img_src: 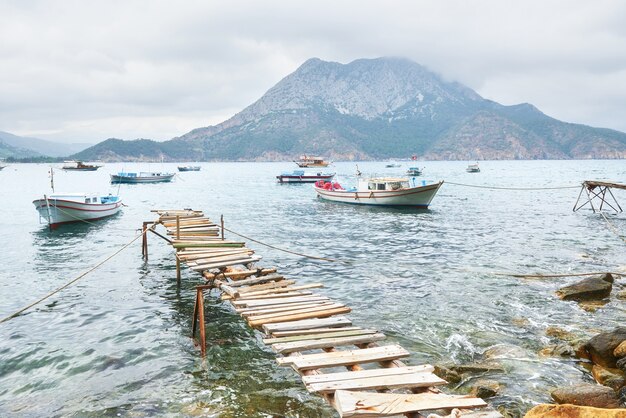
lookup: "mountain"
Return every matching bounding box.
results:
[0,131,90,158]
[74,57,626,161]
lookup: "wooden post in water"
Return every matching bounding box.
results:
[197,287,206,356]
[142,222,149,260]
[220,214,224,241]
[176,215,181,285]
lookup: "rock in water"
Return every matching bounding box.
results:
[525,404,626,417]
[470,379,501,398]
[614,341,626,359]
[551,384,622,408]
[586,327,626,368]
[592,364,626,391]
[556,274,613,301]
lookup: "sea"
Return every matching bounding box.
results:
[0,160,625,417]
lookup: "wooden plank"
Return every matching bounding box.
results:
[334,390,487,417]
[248,306,351,327]
[240,302,334,317]
[227,273,284,287]
[275,345,409,370]
[233,290,313,301]
[232,295,328,308]
[179,250,253,260]
[263,329,377,344]
[190,256,262,271]
[223,280,298,300]
[232,283,323,298]
[173,242,245,249]
[270,326,361,337]
[205,267,277,281]
[185,253,256,265]
[263,316,352,334]
[233,297,331,310]
[304,369,445,393]
[301,365,434,384]
[272,333,386,354]
[236,280,296,294]
[248,303,346,321]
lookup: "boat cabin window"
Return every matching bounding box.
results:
[377,183,386,190]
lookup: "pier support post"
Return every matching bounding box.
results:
[176,252,181,286]
[192,287,207,356]
[220,214,224,241]
[142,222,149,260]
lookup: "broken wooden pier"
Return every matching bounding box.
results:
[573,180,625,213]
[142,209,500,418]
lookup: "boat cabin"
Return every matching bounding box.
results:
[358,178,410,192]
[49,193,117,204]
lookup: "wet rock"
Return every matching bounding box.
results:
[556,274,613,301]
[579,299,610,312]
[551,384,622,408]
[545,326,577,342]
[620,386,626,405]
[433,364,461,384]
[483,343,528,360]
[617,290,626,300]
[470,379,500,398]
[539,343,575,358]
[512,317,530,328]
[585,327,626,368]
[593,364,626,391]
[617,357,626,372]
[447,362,505,374]
[614,341,626,358]
[525,404,626,417]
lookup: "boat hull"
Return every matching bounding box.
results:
[178,167,201,172]
[315,182,443,208]
[33,198,123,227]
[62,167,100,171]
[110,174,175,183]
[277,174,335,183]
[295,162,330,168]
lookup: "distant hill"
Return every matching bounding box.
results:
[0,131,89,158]
[74,57,626,161]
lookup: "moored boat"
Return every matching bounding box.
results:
[385,162,401,168]
[178,165,201,172]
[294,155,331,168]
[110,172,175,183]
[314,177,443,208]
[406,167,423,176]
[33,193,122,228]
[466,163,480,173]
[276,170,335,183]
[62,160,102,171]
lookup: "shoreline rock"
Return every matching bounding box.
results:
[525,404,626,417]
[551,384,622,408]
[556,273,613,302]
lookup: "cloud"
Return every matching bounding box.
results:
[1,0,625,142]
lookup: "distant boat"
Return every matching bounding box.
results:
[385,162,401,168]
[0,165,5,171]
[62,160,102,171]
[33,193,122,228]
[406,167,423,176]
[294,155,331,168]
[276,170,335,183]
[178,166,201,172]
[110,172,175,183]
[466,163,481,173]
[314,177,443,208]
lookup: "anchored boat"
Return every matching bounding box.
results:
[406,167,423,176]
[110,171,175,183]
[294,155,331,168]
[276,170,335,184]
[466,163,480,173]
[33,193,122,227]
[314,177,443,208]
[178,166,201,172]
[62,160,102,171]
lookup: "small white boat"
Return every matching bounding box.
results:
[466,163,480,173]
[110,172,175,183]
[385,162,401,168]
[294,155,331,167]
[33,193,122,228]
[178,166,201,172]
[314,177,443,208]
[62,160,102,171]
[0,165,5,171]
[277,170,335,183]
[406,167,423,176]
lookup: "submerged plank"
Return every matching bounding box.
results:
[334,390,487,417]
[276,344,410,370]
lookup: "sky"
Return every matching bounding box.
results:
[1,0,626,144]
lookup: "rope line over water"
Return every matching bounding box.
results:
[0,229,147,324]
[220,225,351,264]
[600,211,626,244]
[444,181,581,191]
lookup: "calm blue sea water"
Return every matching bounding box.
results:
[0,160,625,417]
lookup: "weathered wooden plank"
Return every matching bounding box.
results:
[226,273,284,287]
[233,290,313,301]
[232,283,323,298]
[270,326,362,338]
[240,302,334,317]
[235,280,296,294]
[173,242,245,249]
[185,253,256,266]
[179,250,253,260]
[234,297,332,310]
[301,365,434,384]
[304,369,445,393]
[224,280,298,300]
[232,295,328,308]
[248,303,346,321]
[276,345,409,370]
[249,306,351,327]
[190,256,262,271]
[263,329,377,344]
[263,316,352,334]
[334,390,487,417]
[205,267,277,281]
[272,333,386,354]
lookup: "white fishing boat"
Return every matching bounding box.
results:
[406,167,423,176]
[62,160,103,171]
[294,155,331,168]
[0,165,5,171]
[33,193,123,228]
[276,170,335,183]
[178,165,201,172]
[314,177,443,208]
[466,163,480,173]
[110,171,175,183]
[385,162,401,168]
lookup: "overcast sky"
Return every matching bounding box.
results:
[1,0,626,144]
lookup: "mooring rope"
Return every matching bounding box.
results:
[220,225,351,264]
[599,211,626,244]
[493,271,623,279]
[0,229,147,324]
[444,181,580,191]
